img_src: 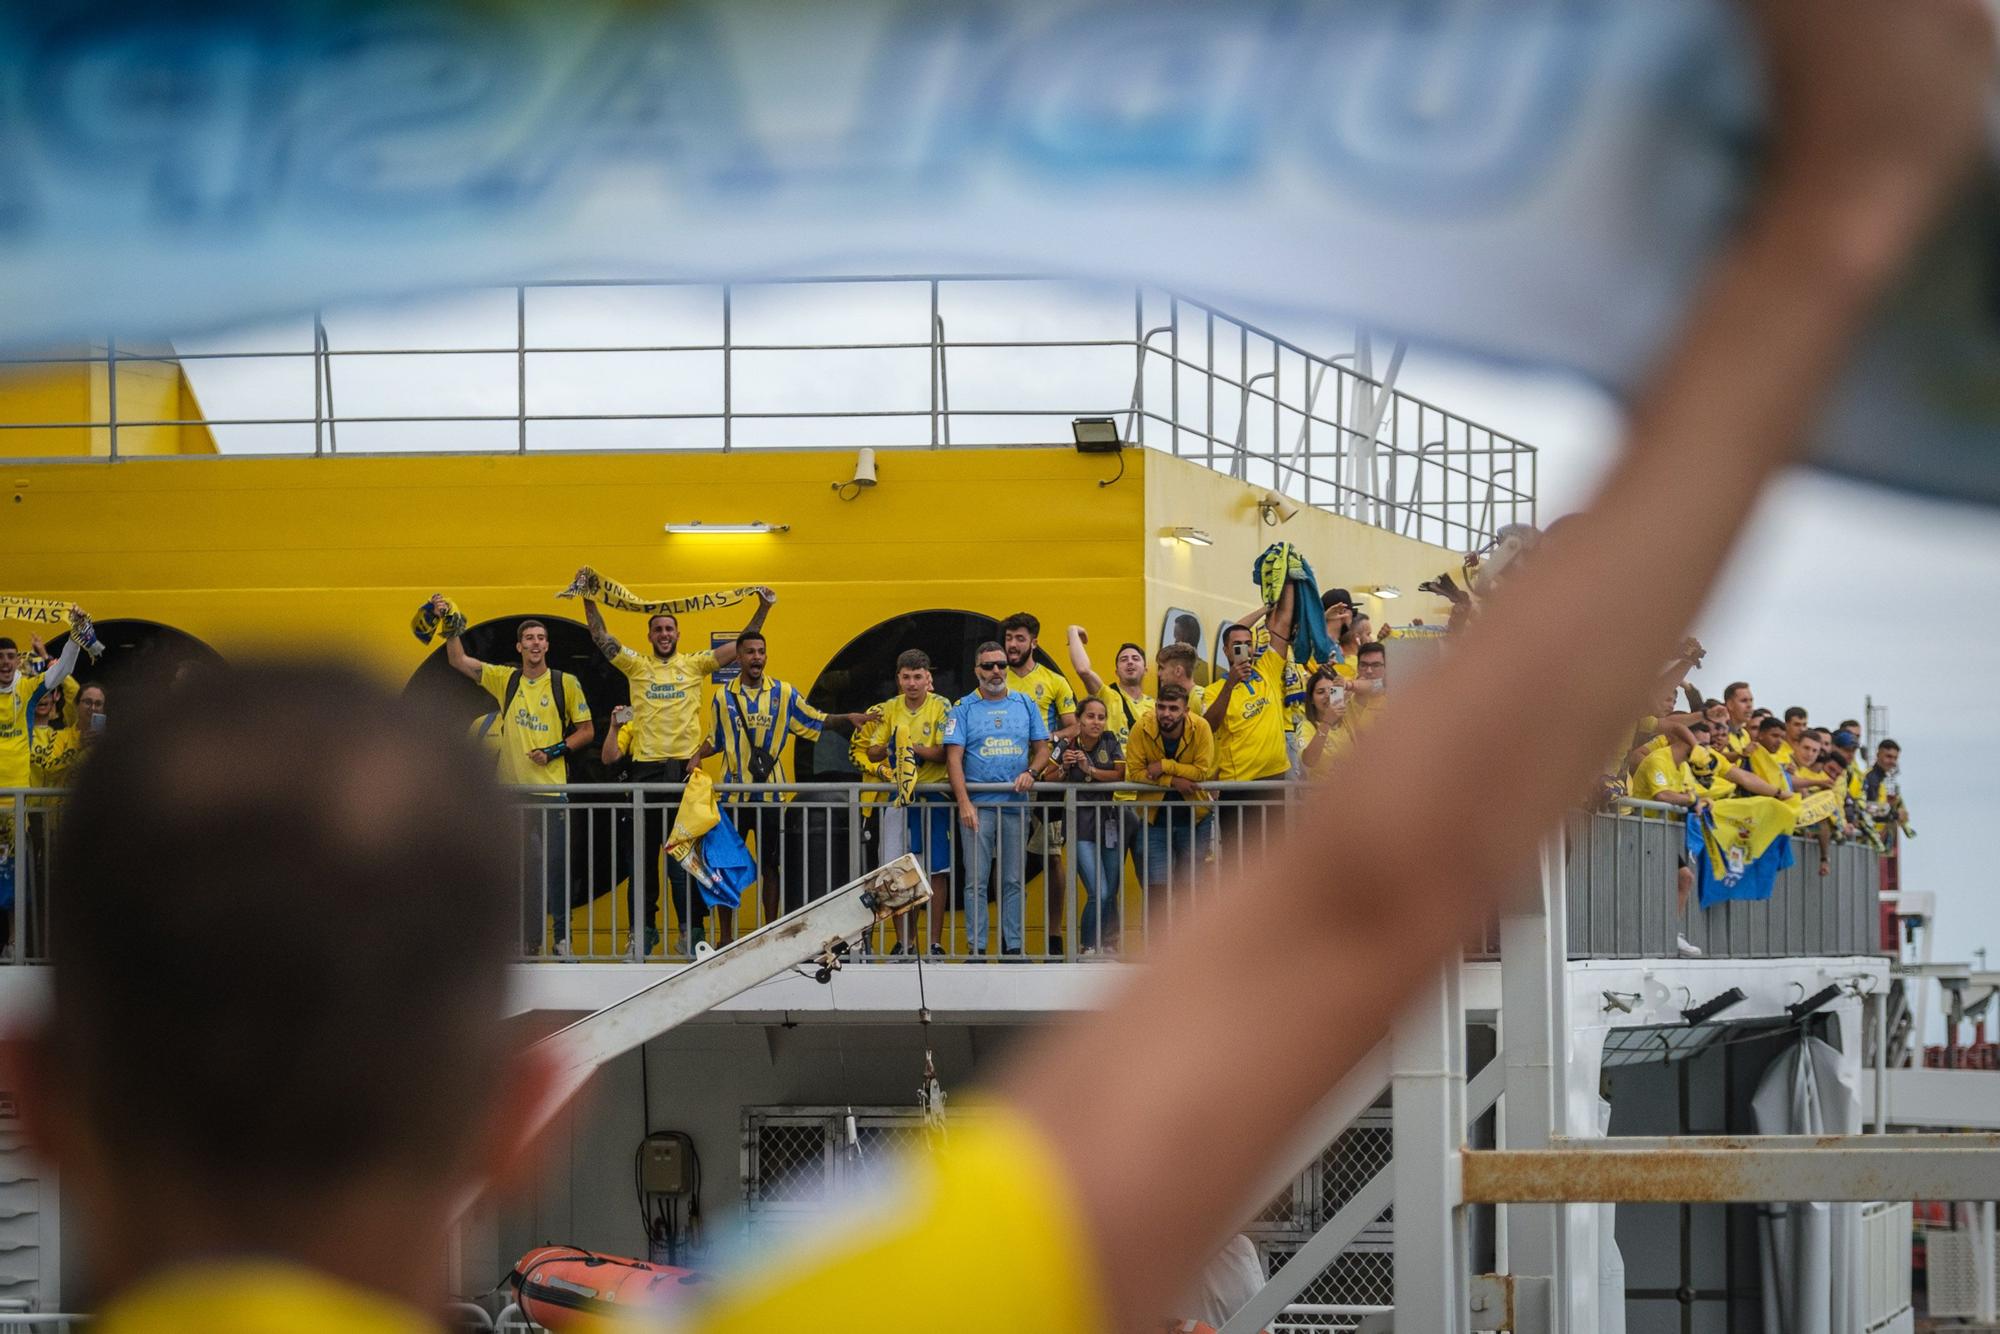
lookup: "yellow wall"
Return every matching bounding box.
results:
[0,344,216,457]
[5,445,1461,690]
[1142,452,1459,664]
[2,447,1149,689]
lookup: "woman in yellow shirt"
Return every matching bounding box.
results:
[1293,669,1353,781]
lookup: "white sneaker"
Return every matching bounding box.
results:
[1675,933,1703,958]
[552,939,572,959]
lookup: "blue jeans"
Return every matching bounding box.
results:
[523,795,570,950]
[1142,807,1216,896]
[964,804,1027,954]
[1073,837,1124,950]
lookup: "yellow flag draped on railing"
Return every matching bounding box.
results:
[558,567,762,617]
[1793,787,1842,829]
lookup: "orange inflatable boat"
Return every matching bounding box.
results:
[509,1246,707,1329]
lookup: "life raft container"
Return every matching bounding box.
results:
[509,1246,706,1330]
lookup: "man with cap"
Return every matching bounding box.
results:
[1830,728,1867,801]
[1316,588,1357,678]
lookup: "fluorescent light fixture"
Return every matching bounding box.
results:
[1168,526,1213,547]
[663,521,789,535]
[1071,417,1122,453]
[1366,585,1402,600]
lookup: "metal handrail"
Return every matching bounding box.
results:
[0,277,1538,549]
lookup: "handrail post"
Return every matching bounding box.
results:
[929,279,941,448]
[516,285,528,453]
[105,336,118,460]
[312,312,325,457]
[629,786,647,961]
[9,792,22,963]
[1062,784,1078,961]
[721,284,733,451]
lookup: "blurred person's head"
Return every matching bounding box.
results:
[1839,719,1861,736]
[1831,728,1860,762]
[1350,613,1373,646]
[1783,706,1809,744]
[9,663,539,1310]
[0,638,17,685]
[1155,643,1199,690]
[1875,740,1901,772]
[646,612,680,656]
[1751,708,1772,726]
[1757,715,1786,751]
[1078,695,1110,745]
[32,688,61,728]
[1221,624,1255,662]
[1112,642,1147,690]
[1704,699,1731,731]
[895,649,932,702]
[1723,681,1754,725]
[999,613,1040,669]
[974,642,1010,697]
[1793,732,1822,768]
[1154,683,1189,736]
[1307,671,1347,728]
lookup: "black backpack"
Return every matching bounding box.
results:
[481,668,575,754]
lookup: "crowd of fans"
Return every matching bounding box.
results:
[1606,642,1913,957]
[0,570,1913,964]
[440,576,1400,958]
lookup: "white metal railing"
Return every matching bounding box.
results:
[4,786,1893,967]
[0,277,1537,551]
[1862,1200,1915,1330]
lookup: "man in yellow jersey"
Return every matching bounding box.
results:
[1065,625,1152,746]
[1718,680,1757,762]
[1627,723,1712,957]
[689,631,874,942]
[1747,714,1793,793]
[1203,586,1302,862]
[1684,718,1780,801]
[1779,705,1809,764]
[15,13,1987,1334]
[0,630,81,796]
[1830,727,1868,800]
[584,585,774,957]
[1154,641,1206,715]
[1345,641,1387,731]
[861,649,952,956]
[442,613,596,957]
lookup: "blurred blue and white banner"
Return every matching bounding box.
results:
[1,0,1994,497]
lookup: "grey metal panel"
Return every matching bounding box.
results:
[1613,818,1645,958]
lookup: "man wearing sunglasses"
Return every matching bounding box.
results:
[944,643,1050,958]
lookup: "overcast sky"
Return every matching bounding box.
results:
[178,280,1994,980]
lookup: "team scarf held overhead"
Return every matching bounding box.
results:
[410,596,468,645]
[0,597,103,661]
[557,568,767,618]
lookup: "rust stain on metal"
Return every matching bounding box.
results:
[1460,1147,1998,1204]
